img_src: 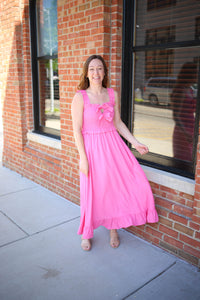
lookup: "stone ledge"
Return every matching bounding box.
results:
[142,165,195,196]
[27,131,61,150]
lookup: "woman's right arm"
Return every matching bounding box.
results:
[71,92,89,176]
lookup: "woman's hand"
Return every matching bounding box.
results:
[135,142,149,155]
[80,157,89,176]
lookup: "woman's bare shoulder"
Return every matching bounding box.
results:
[72,91,84,104]
[112,89,119,104]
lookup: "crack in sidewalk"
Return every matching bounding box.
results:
[0,210,29,235]
[122,261,177,300]
[0,186,38,198]
[0,214,80,249]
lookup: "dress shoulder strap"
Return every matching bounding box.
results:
[76,90,89,105]
[107,88,115,105]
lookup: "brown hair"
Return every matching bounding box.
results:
[77,55,108,90]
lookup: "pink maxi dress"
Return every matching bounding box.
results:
[78,88,158,239]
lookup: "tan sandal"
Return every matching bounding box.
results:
[81,239,91,251]
[110,230,120,248]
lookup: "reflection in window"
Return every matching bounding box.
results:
[133,0,200,177]
[36,0,58,57]
[171,62,197,162]
[38,58,60,131]
[147,0,176,11]
[134,48,198,161]
[136,1,199,47]
[145,26,175,79]
[196,17,200,40]
[146,26,175,45]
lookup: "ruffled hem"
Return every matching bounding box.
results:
[77,226,94,240]
[78,210,159,239]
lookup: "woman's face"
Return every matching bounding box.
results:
[87,59,105,86]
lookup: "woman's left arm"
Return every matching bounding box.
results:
[113,90,149,155]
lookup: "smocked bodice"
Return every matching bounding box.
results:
[78,88,116,134]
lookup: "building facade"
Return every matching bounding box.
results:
[0,0,200,266]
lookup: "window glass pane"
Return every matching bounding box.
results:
[38,58,60,131]
[36,0,58,57]
[132,0,200,176]
[133,47,199,162]
[147,0,176,11]
[135,0,200,46]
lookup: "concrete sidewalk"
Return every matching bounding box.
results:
[0,166,200,300]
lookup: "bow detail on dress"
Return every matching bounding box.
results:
[96,103,114,122]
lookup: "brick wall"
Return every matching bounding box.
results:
[128,135,200,266]
[1,0,200,267]
[128,179,200,266]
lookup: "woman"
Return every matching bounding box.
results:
[71,55,158,251]
[171,62,197,162]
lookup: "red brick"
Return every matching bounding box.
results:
[161,186,178,195]
[195,185,200,194]
[192,215,200,224]
[184,245,200,258]
[196,176,200,185]
[167,193,185,205]
[178,250,199,265]
[195,231,200,240]
[186,200,194,208]
[159,216,173,227]
[180,234,200,248]
[194,199,200,209]
[159,224,178,238]
[193,208,200,217]
[146,226,163,239]
[142,232,160,245]
[149,182,160,189]
[152,189,167,198]
[179,192,194,201]
[164,236,184,249]
[173,204,193,218]
[155,197,174,210]
[156,207,168,217]
[174,223,194,237]
[194,191,200,200]
[169,213,188,225]
[189,221,200,231]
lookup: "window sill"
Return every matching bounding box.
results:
[27,131,61,150]
[141,165,195,196]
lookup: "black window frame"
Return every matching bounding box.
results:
[29,0,60,140]
[147,0,176,11]
[121,0,200,179]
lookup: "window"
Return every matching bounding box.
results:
[147,0,176,11]
[122,0,200,178]
[30,0,60,138]
[196,17,200,40]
